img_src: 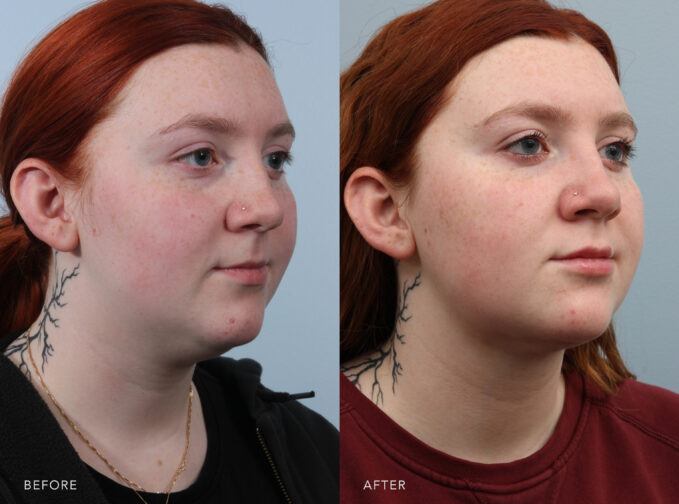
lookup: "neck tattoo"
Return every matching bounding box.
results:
[342,272,421,405]
[5,252,79,380]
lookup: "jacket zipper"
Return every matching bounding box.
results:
[256,427,293,504]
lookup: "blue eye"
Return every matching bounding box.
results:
[264,151,291,172]
[506,133,546,156]
[599,142,634,164]
[178,148,214,168]
[601,144,623,162]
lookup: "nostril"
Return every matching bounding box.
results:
[573,206,620,220]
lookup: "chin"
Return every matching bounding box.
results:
[546,305,614,349]
[196,312,265,357]
[551,323,611,350]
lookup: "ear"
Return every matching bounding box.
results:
[344,167,415,259]
[9,158,79,252]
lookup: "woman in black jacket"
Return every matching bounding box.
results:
[0,1,337,502]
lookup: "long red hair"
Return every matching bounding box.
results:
[340,0,634,394]
[0,0,267,336]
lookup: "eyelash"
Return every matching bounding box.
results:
[503,131,636,169]
[265,151,293,174]
[502,131,549,165]
[611,141,636,163]
[176,148,217,169]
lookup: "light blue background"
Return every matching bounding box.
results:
[0,0,338,426]
[341,0,679,393]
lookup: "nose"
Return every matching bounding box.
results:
[225,163,286,232]
[558,152,621,222]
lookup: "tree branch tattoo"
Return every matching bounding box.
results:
[5,253,79,380]
[342,273,421,405]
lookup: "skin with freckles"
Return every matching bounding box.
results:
[72,43,297,363]
[345,35,644,463]
[403,35,643,354]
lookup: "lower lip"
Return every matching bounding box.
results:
[214,266,268,285]
[552,258,614,276]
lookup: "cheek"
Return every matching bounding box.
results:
[415,165,536,287]
[283,195,297,255]
[268,193,297,292]
[83,175,215,291]
[618,182,645,281]
[625,183,644,253]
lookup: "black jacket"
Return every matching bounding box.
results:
[0,342,338,503]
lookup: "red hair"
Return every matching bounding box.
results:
[0,0,267,336]
[340,0,634,394]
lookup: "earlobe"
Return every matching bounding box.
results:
[10,158,79,252]
[344,167,415,259]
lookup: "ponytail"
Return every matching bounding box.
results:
[0,216,49,335]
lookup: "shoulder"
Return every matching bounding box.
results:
[612,378,679,413]
[197,356,338,446]
[0,349,109,502]
[198,357,338,499]
[587,376,679,452]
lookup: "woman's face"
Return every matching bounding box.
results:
[405,36,643,350]
[73,44,296,354]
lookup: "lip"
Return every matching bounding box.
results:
[213,261,268,285]
[551,247,614,276]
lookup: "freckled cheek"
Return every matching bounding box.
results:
[87,182,214,290]
[418,174,535,295]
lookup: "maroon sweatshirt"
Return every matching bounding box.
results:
[341,370,679,503]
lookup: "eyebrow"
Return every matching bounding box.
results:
[599,112,638,138]
[266,121,296,142]
[156,114,239,136]
[476,102,637,138]
[155,113,296,140]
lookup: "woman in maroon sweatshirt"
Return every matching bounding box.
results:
[340,0,679,502]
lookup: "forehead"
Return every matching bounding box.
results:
[444,35,627,124]
[103,43,288,134]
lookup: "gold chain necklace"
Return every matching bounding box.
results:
[26,330,193,504]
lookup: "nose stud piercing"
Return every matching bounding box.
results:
[241,206,247,211]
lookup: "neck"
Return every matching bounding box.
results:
[5,251,206,491]
[343,269,567,464]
